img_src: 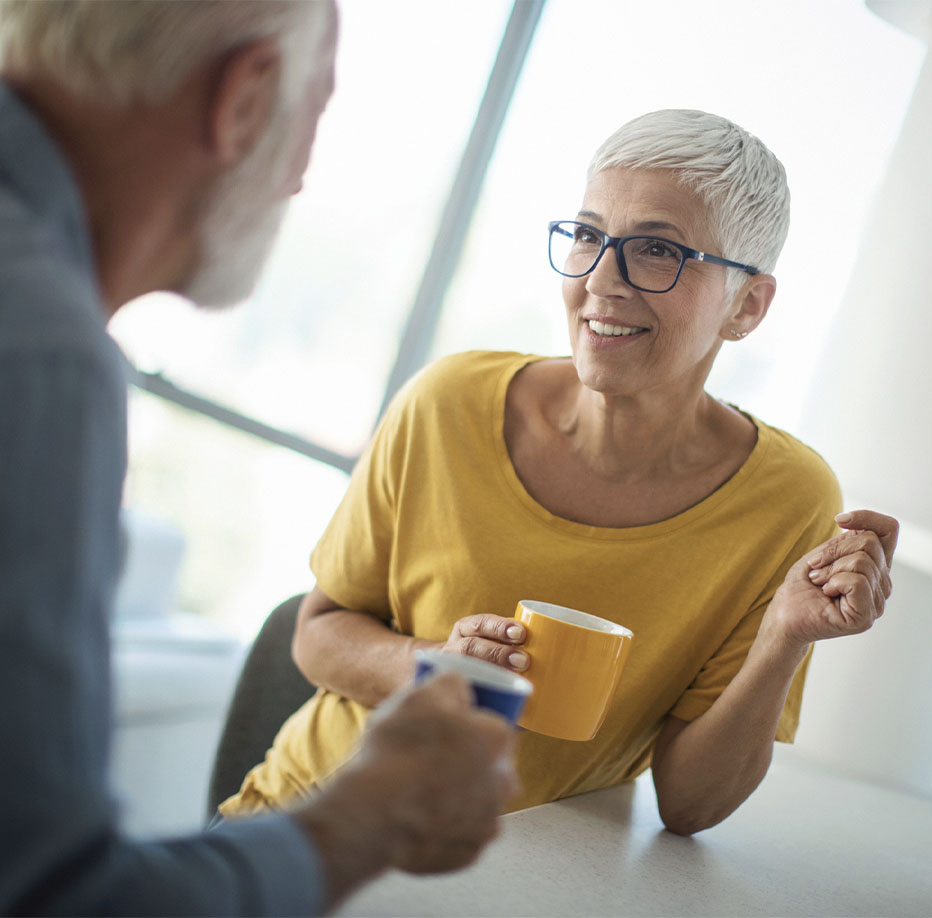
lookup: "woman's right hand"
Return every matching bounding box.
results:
[440,614,529,673]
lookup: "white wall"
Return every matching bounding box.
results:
[793,559,932,798]
[792,1,932,799]
[800,28,932,536]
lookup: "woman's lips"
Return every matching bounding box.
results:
[585,318,649,338]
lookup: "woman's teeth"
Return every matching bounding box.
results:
[587,319,643,337]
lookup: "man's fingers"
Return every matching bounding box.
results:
[835,509,899,566]
[399,824,499,875]
[404,671,473,711]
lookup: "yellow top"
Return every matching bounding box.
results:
[220,351,842,819]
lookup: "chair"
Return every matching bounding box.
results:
[206,593,318,820]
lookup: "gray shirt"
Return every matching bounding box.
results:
[0,80,323,916]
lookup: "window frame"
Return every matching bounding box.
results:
[129,1,546,473]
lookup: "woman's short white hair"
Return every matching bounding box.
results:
[0,0,336,110]
[589,109,790,289]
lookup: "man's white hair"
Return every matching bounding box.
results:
[589,109,790,292]
[0,0,336,110]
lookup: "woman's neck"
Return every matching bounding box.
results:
[551,366,739,483]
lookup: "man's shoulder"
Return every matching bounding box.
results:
[0,208,122,385]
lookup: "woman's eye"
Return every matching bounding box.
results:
[574,226,600,245]
[643,239,679,258]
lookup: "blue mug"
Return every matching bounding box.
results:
[414,649,533,724]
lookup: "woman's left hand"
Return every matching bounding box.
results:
[763,509,899,653]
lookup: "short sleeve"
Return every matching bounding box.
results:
[309,385,410,620]
[669,596,814,742]
[668,500,840,743]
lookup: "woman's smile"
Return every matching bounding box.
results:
[582,317,650,352]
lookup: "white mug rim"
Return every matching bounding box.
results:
[519,600,633,638]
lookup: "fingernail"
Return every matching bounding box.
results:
[506,625,523,641]
[809,568,821,581]
[835,512,853,524]
[508,652,528,671]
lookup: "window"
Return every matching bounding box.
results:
[110,0,924,640]
[431,0,925,434]
[111,0,513,636]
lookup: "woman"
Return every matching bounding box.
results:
[221,109,896,834]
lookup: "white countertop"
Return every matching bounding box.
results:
[335,745,932,917]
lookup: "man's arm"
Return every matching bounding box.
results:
[0,349,334,916]
[1,350,517,915]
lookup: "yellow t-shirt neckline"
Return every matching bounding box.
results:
[489,353,771,541]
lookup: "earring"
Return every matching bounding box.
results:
[730,329,749,339]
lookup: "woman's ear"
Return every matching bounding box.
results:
[207,37,281,165]
[722,273,777,340]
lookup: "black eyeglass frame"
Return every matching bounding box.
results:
[548,220,759,293]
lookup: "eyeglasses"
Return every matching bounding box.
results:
[548,220,758,293]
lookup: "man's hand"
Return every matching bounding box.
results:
[763,509,899,654]
[293,672,518,908]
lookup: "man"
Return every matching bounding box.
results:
[0,1,517,914]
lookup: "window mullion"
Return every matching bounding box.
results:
[375,0,546,424]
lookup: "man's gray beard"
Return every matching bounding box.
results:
[181,96,296,310]
[182,189,289,310]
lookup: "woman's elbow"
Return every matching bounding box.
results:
[291,588,342,680]
[658,805,717,837]
[291,609,326,682]
[656,784,755,835]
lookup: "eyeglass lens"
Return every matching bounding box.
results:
[549,222,684,292]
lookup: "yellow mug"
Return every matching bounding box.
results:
[514,600,633,741]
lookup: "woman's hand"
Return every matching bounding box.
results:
[441,614,529,673]
[763,509,899,655]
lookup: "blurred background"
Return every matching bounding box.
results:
[104,0,932,835]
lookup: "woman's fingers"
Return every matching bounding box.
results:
[454,614,525,645]
[444,614,528,671]
[816,570,885,632]
[834,509,899,566]
[773,509,899,647]
[808,548,893,598]
[810,528,887,573]
[456,635,529,671]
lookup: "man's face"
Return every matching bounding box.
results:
[182,35,337,309]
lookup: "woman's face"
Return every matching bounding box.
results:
[562,167,740,402]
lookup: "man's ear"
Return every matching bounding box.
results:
[721,273,777,340]
[208,37,281,165]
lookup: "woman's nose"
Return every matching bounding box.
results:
[585,247,633,297]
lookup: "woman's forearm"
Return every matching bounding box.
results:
[292,590,438,708]
[651,629,809,836]
[655,512,898,836]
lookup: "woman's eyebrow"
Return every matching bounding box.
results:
[576,211,689,239]
[636,219,687,237]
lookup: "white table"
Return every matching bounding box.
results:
[335,746,932,917]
